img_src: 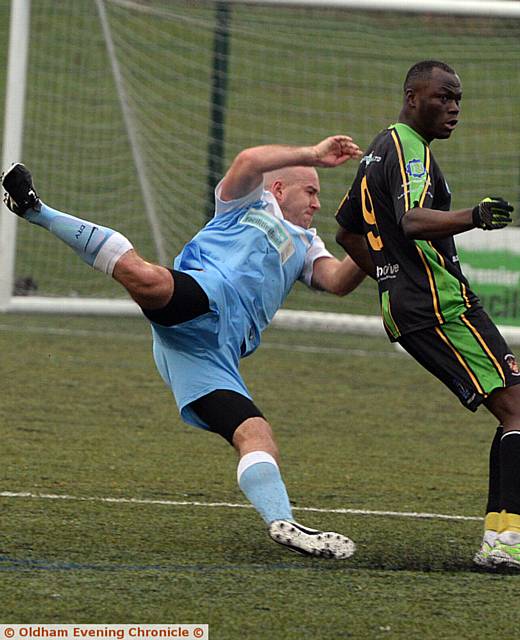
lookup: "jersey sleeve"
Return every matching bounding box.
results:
[298,232,334,288]
[384,152,408,224]
[214,179,264,217]
[335,171,365,234]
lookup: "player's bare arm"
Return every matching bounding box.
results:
[311,255,366,296]
[402,195,514,239]
[220,135,362,202]
[400,206,474,239]
[335,228,376,279]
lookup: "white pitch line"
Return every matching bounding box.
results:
[0,491,482,522]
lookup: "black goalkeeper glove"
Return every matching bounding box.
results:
[472,196,513,230]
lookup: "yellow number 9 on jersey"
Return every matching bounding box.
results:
[361,175,383,251]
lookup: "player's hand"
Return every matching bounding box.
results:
[472,196,513,230]
[313,135,362,168]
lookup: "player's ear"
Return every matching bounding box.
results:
[405,87,417,109]
[269,179,284,202]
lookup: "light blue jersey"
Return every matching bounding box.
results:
[151,182,332,430]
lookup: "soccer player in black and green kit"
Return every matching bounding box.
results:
[335,60,520,570]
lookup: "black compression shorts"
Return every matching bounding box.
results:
[142,270,209,326]
[189,390,265,444]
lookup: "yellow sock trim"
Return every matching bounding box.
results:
[484,512,500,532]
[500,511,520,534]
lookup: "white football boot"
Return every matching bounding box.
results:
[488,530,520,570]
[268,520,355,559]
[473,530,498,570]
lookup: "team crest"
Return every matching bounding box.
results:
[405,158,426,178]
[505,353,520,376]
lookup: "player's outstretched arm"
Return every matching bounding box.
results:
[401,197,513,239]
[220,136,362,202]
[311,255,367,296]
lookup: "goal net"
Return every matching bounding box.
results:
[1,0,520,332]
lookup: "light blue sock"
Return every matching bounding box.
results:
[237,451,293,524]
[25,202,132,274]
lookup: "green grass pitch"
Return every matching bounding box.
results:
[1,313,519,636]
[1,1,520,634]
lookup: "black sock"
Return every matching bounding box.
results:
[499,430,520,515]
[485,425,503,515]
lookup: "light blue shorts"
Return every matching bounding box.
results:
[150,269,254,430]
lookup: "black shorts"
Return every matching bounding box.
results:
[398,306,520,411]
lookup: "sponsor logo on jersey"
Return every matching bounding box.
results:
[405,158,426,179]
[240,208,295,264]
[505,353,520,376]
[398,179,432,199]
[361,152,382,166]
[376,263,399,281]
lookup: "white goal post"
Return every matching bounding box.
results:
[0,0,30,311]
[2,0,520,341]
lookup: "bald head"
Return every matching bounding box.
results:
[263,166,319,192]
[264,165,321,229]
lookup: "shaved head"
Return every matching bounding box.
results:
[263,166,318,191]
[264,165,321,229]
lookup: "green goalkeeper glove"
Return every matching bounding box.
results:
[472,196,513,230]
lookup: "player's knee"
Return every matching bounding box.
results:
[233,417,279,460]
[135,265,173,307]
[487,384,520,423]
[114,252,173,308]
[188,390,271,451]
[233,416,273,443]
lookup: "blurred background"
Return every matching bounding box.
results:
[1,0,519,319]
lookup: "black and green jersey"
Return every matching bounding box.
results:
[336,122,480,340]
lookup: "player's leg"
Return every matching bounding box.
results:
[233,415,294,526]
[398,307,520,569]
[150,278,355,559]
[2,163,135,275]
[483,384,520,569]
[189,391,292,524]
[189,390,355,559]
[1,162,180,311]
[473,424,502,567]
[113,251,172,310]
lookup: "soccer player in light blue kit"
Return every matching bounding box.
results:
[2,135,365,558]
